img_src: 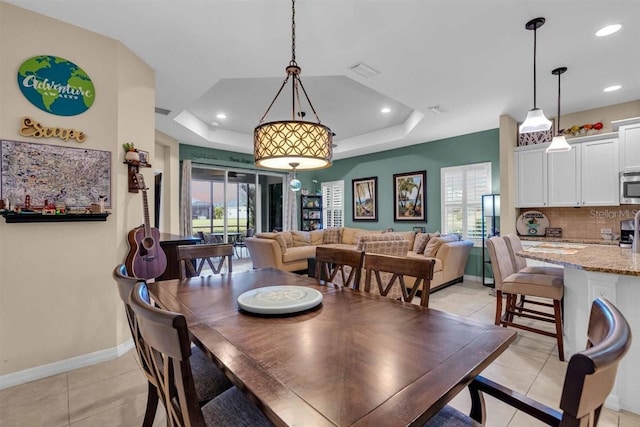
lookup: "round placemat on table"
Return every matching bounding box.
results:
[237,285,323,315]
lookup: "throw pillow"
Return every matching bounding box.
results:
[310,230,324,245]
[279,231,294,248]
[412,233,431,254]
[342,227,365,245]
[323,227,342,244]
[291,231,311,247]
[423,234,459,257]
[363,240,410,256]
[355,233,406,251]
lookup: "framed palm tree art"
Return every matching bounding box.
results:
[352,176,377,221]
[393,170,426,222]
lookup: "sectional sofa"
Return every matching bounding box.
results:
[244,227,473,292]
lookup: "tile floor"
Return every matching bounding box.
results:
[1,276,639,427]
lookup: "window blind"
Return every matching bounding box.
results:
[322,180,344,228]
[441,162,491,243]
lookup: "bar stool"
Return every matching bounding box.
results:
[503,234,563,276]
[487,236,565,361]
[503,233,564,319]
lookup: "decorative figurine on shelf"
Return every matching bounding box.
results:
[123,142,140,162]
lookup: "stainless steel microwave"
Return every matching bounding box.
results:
[620,170,640,204]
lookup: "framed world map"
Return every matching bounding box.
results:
[1,140,111,208]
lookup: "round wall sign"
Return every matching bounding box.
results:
[17,55,95,116]
[516,210,550,236]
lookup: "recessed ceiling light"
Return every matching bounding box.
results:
[380,107,391,114]
[604,85,621,92]
[216,113,227,119]
[596,24,622,37]
[211,121,220,127]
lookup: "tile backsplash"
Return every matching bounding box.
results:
[517,205,640,239]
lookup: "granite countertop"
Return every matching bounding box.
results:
[518,243,640,276]
[519,236,620,246]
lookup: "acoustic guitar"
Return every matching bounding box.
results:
[125,173,167,279]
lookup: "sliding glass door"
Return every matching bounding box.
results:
[190,165,285,243]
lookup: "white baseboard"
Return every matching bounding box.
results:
[0,339,134,390]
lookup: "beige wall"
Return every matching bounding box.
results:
[0,2,154,378]
[500,100,640,235]
[155,130,180,235]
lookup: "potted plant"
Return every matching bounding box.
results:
[123,142,140,162]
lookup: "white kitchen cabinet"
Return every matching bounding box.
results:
[515,146,547,207]
[514,134,619,208]
[548,144,580,207]
[617,120,640,172]
[581,138,619,206]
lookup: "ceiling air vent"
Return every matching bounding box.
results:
[155,106,171,115]
[350,63,379,78]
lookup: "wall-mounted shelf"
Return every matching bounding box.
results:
[124,160,151,193]
[2,212,110,223]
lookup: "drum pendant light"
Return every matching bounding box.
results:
[254,0,333,171]
[519,17,552,134]
[546,67,571,153]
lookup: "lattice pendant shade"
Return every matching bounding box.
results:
[254,120,333,170]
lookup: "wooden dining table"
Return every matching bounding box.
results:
[148,268,516,426]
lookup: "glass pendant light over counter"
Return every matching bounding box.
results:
[253,0,333,171]
[519,17,552,134]
[546,67,572,153]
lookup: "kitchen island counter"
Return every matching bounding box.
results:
[518,243,640,414]
[519,235,620,246]
[519,243,640,276]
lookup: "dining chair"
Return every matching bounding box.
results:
[176,243,234,279]
[128,282,274,427]
[424,298,632,426]
[362,253,436,307]
[487,236,565,360]
[314,246,364,288]
[234,228,255,258]
[112,264,232,427]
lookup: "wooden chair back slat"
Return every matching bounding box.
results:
[129,282,207,427]
[177,243,234,279]
[112,264,155,385]
[314,246,364,288]
[362,254,435,307]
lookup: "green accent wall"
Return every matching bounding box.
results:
[299,128,500,278]
[180,144,257,167]
[178,128,500,278]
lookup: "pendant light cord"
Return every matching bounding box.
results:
[257,0,324,125]
[291,0,296,65]
[533,26,538,109]
[556,71,561,134]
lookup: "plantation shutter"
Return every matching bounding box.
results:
[441,162,491,243]
[322,180,344,228]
